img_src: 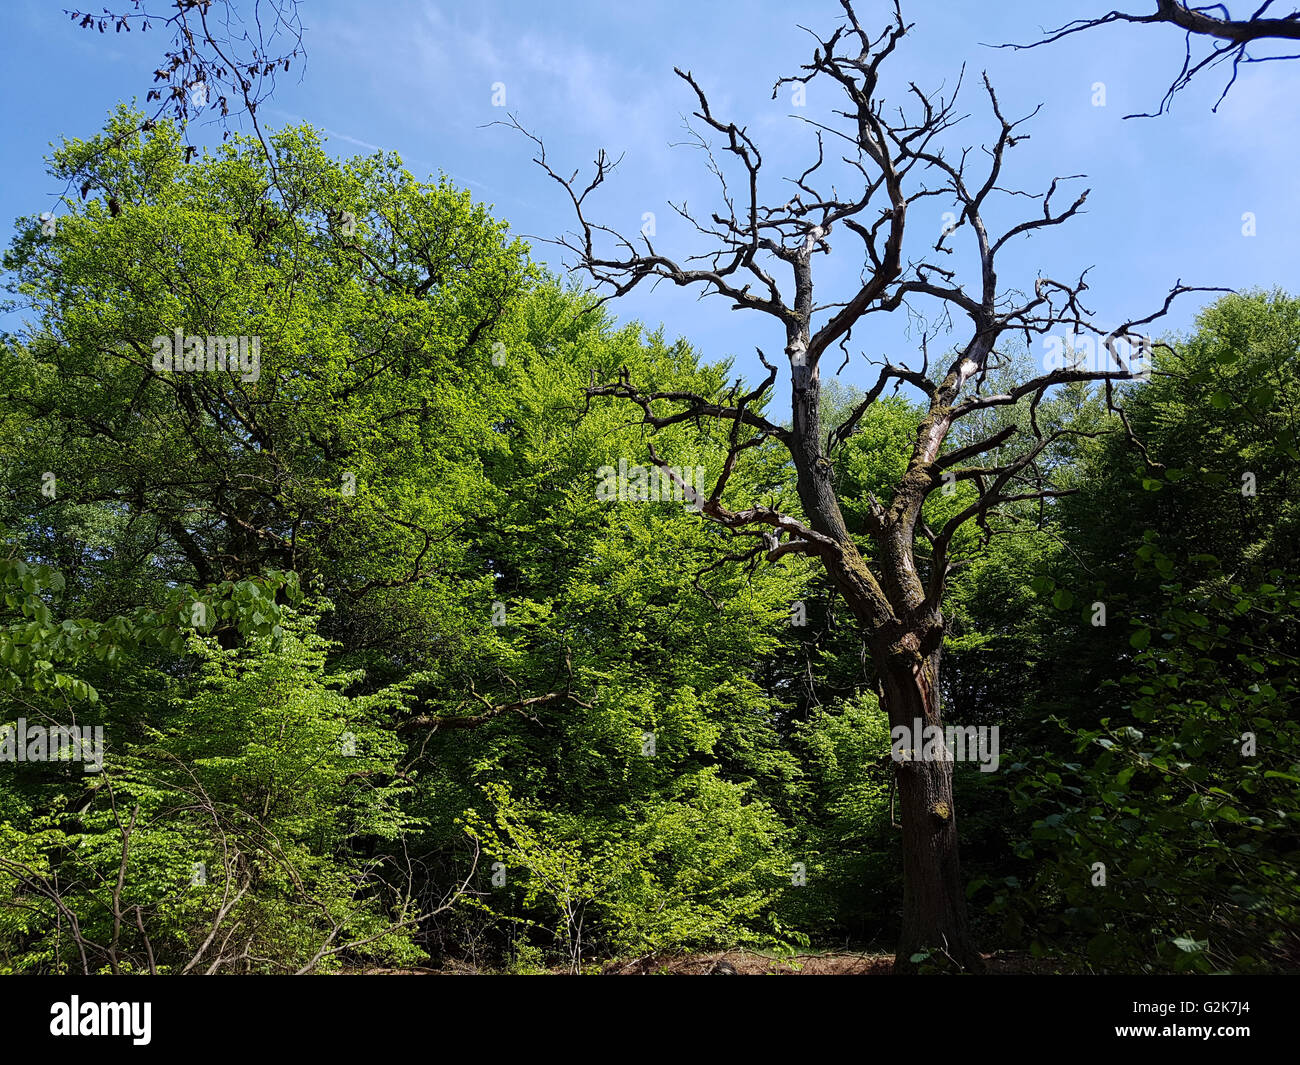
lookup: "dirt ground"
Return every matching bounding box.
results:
[599,950,1056,975]
[347,950,1054,975]
[603,951,897,975]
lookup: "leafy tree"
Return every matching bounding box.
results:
[994,547,1300,972]
[979,292,1300,972]
[0,605,433,974]
[2,112,829,970]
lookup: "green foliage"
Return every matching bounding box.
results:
[0,606,425,973]
[2,104,1296,974]
[973,293,1300,973]
[0,552,295,700]
[465,771,794,969]
[993,548,1300,972]
[1,112,820,970]
[780,692,896,936]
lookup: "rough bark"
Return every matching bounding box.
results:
[876,639,983,973]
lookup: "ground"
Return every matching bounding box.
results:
[344,950,1059,975]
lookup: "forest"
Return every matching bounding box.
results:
[0,0,1297,983]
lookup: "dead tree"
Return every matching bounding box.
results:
[514,0,1214,971]
[1001,1,1300,115]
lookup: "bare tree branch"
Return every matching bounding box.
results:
[996,1,1300,115]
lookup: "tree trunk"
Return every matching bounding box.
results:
[875,638,984,974]
[785,322,981,973]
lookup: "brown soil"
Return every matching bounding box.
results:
[343,950,1057,975]
[603,950,895,975]
[601,949,1055,974]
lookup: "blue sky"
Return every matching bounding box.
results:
[3,0,1297,404]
